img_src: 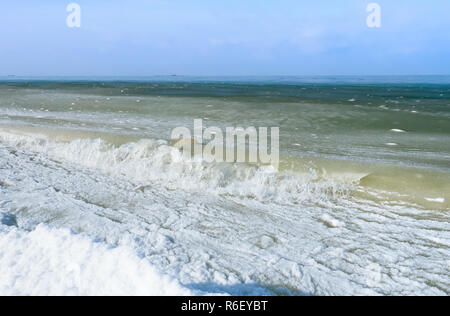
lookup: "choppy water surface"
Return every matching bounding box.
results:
[0,77,449,295]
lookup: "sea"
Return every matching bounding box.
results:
[0,76,449,295]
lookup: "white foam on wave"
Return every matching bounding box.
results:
[425,197,445,203]
[0,222,203,296]
[390,129,406,133]
[0,130,352,205]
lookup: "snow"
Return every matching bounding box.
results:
[0,222,200,296]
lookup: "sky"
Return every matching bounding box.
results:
[1,0,450,76]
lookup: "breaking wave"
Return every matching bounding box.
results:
[0,128,354,206]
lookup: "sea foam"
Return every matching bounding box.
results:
[0,129,352,206]
[0,222,203,296]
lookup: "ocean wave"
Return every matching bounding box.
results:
[1,129,449,295]
[0,128,353,206]
[1,127,448,210]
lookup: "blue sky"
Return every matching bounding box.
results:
[1,0,449,76]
